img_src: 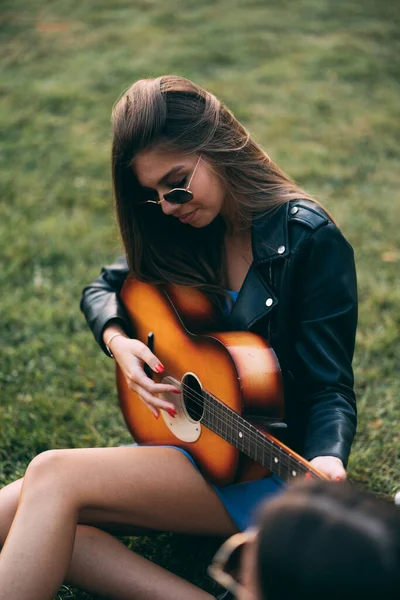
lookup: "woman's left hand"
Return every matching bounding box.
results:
[309,456,347,481]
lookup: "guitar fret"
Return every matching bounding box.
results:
[200,390,314,483]
[216,398,224,437]
[279,445,286,481]
[276,446,282,479]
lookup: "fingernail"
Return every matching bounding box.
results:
[168,408,177,418]
[153,413,159,420]
[154,363,164,373]
[173,389,180,394]
[305,472,313,480]
[336,476,342,481]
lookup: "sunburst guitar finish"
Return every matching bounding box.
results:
[117,279,327,486]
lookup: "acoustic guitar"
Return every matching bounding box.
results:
[117,279,328,486]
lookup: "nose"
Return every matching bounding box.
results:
[159,196,180,216]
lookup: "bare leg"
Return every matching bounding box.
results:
[0,481,216,599]
[65,524,216,600]
[0,447,237,600]
[0,479,23,547]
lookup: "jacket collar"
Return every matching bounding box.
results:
[226,203,290,331]
[227,262,278,331]
[251,202,290,263]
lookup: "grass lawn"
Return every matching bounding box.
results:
[1,0,399,597]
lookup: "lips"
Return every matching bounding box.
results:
[178,208,198,223]
[178,208,197,219]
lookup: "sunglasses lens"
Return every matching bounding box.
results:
[163,189,194,204]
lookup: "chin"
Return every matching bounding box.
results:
[190,220,206,228]
[191,210,218,228]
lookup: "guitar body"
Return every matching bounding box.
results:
[117,279,284,486]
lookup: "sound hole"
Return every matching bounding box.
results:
[182,373,204,422]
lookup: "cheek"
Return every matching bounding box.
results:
[196,168,225,206]
[214,182,226,209]
[204,174,225,210]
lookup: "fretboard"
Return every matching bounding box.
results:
[200,390,320,483]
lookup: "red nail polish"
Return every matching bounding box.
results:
[168,409,177,418]
[336,476,342,481]
[153,413,159,420]
[305,472,313,480]
[173,389,180,394]
[154,363,164,373]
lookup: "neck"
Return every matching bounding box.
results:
[219,195,251,238]
[224,224,252,249]
[221,214,251,241]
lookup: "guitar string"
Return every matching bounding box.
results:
[178,381,307,475]
[178,380,284,452]
[157,379,311,477]
[138,364,309,476]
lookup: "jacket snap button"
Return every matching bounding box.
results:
[266,298,273,307]
[277,245,285,254]
[290,206,299,215]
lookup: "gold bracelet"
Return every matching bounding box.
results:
[105,332,124,358]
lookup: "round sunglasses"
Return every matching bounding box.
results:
[207,528,258,599]
[142,155,202,205]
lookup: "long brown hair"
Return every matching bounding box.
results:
[111,75,314,297]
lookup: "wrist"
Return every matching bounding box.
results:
[103,326,128,358]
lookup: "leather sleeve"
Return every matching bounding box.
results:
[79,256,132,355]
[291,221,358,466]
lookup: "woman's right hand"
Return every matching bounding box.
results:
[105,330,179,419]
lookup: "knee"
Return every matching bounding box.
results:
[26,449,64,479]
[24,449,75,501]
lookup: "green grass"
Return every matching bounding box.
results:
[1,0,400,597]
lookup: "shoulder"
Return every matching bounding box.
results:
[288,199,330,231]
[251,199,353,263]
[287,199,354,258]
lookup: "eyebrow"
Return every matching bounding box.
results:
[139,165,186,193]
[157,164,185,185]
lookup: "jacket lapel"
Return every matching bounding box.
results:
[226,203,290,331]
[227,264,278,331]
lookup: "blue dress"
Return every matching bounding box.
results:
[131,290,285,531]
[166,446,285,531]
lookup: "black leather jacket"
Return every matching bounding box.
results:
[80,199,358,466]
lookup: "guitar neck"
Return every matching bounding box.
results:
[201,390,325,483]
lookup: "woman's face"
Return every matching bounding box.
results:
[132,146,227,228]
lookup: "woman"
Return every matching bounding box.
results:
[0,76,357,600]
[209,480,400,599]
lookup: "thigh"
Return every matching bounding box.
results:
[27,446,238,538]
[0,479,23,544]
